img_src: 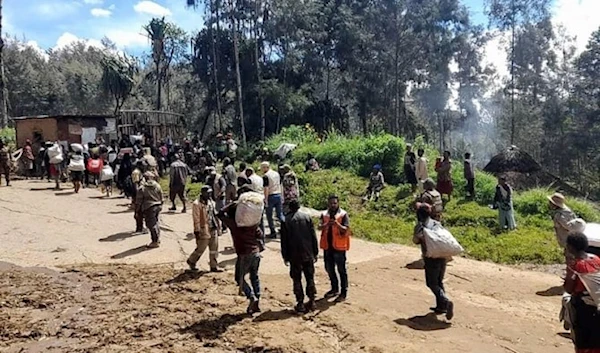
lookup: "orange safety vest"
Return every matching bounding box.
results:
[320,210,351,251]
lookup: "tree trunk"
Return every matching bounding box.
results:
[211,0,223,132]
[254,0,265,141]
[231,0,247,146]
[156,61,162,111]
[0,0,8,128]
[510,0,516,145]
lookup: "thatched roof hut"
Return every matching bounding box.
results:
[484,146,590,200]
[484,146,542,174]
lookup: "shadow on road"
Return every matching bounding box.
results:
[166,270,208,284]
[536,286,564,297]
[253,308,297,322]
[179,313,246,340]
[220,247,236,255]
[108,209,134,214]
[54,191,76,196]
[218,257,237,268]
[30,187,60,191]
[110,245,152,259]
[100,231,142,242]
[406,259,425,270]
[394,313,451,331]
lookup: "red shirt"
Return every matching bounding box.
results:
[568,255,600,294]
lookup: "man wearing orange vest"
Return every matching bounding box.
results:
[319,195,350,302]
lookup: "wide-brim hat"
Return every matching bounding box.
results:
[547,192,566,209]
[201,185,213,193]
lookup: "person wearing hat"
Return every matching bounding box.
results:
[136,171,164,248]
[493,176,517,230]
[363,164,385,202]
[419,178,443,221]
[0,140,12,186]
[412,203,455,320]
[281,164,299,215]
[187,185,222,272]
[548,192,577,249]
[261,161,285,239]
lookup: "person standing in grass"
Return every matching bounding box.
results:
[493,176,516,230]
[435,151,453,200]
[281,199,319,313]
[404,144,418,194]
[319,195,350,302]
[187,185,222,272]
[563,232,600,353]
[169,153,189,213]
[136,171,163,249]
[464,152,475,199]
[416,148,428,193]
[412,204,454,320]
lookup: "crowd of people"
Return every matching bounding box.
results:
[1,135,599,351]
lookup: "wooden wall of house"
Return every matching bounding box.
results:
[15,118,58,149]
[118,111,185,143]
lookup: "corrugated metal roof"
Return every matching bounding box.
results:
[11,114,115,121]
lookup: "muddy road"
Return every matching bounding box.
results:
[0,181,572,352]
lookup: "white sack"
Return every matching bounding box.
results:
[47,144,62,159]
[49,154,63,165]
[70,143,84,153]
[424,223,464,259]
[585,223,600,248]
[68,156,85,172]
[273,143,297,160]
[100,165,114,181]
[235,192,265,227]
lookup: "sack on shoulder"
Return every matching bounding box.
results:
[423,223,464,259]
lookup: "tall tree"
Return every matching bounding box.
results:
[144,17,187,111]
[101,54,138,115]
[486,0,552,145]
[228,0,247,146]
[0,0,8,127]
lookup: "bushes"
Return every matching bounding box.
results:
[292,132,407,184]
[0,127,16,149]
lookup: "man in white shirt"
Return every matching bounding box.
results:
[416,148,428,193]
[261,162,285,239]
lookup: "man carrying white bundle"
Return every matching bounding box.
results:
[413,203,457,320]
[187,185,222,272]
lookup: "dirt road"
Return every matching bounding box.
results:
[0,181,573,352]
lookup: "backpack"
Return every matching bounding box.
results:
[87,159,103,174]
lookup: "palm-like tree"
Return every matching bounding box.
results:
[101,55,138,116]
[145,18,168,111]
